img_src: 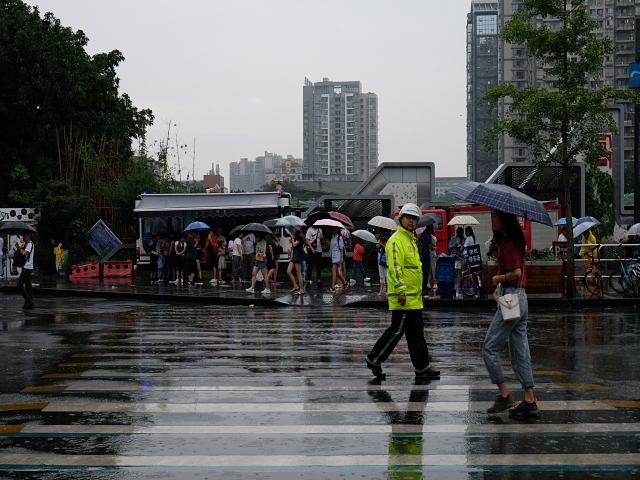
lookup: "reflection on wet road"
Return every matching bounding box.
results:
[1,294,640,479]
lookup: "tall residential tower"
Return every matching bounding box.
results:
[303,78,378,181]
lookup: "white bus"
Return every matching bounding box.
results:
[134,192,292,268]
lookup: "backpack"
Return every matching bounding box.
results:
[13,242,31,268]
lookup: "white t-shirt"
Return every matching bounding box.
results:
[463,236,475,249]
[242,233,255,254]
[558,233,567,242]
[233,238,243,257]
[23,242,34,270]
[307,227,323,251]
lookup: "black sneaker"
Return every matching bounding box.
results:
[487,393,515,414]
[366,362,385,378]
[415,366,440,378]
[508,399,540,417]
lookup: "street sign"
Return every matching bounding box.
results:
[629,62,640,89]
[466,244,483,274]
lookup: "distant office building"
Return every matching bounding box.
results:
[434,177,468,197]
[203,163,225,192]
[271,158,304,183]
[303,77,378,182]
[229,158,264,192]
[467,1,635,182]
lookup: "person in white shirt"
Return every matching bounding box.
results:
[305,226,323,285]
[557,226,568,242]
[16,231,35,309]
[242,232,255,281]
[232,232,244,286]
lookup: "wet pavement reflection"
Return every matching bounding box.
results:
[0,292,640,478]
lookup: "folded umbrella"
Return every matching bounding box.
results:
[352,230,377,243]
[367,216,397,231]
[447,181,553,227]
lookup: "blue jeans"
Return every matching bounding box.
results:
[350,260,366,280]
[233,256,242,281]
[482,288,534,389]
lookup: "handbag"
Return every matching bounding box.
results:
[493,266,524,321]
[13,243,31,268]
[256,253,264,262]
[379,250,387,267]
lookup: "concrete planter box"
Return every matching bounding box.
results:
[483,261,564,295]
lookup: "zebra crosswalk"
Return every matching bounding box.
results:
[0,305,639,478]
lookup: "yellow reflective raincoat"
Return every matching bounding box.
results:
[386,225,423,310]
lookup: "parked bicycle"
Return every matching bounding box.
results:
[582,250,603,298]
[459,254,482,297]
[608,247,639,296]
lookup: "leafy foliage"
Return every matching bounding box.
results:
[585,167,616,238]
[258,179,319,202]
[480,0,640,295]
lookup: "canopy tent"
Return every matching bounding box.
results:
[133,193,282,219]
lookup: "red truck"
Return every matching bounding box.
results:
[391,204,562,256]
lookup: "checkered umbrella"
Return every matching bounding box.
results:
[447,181,553,227]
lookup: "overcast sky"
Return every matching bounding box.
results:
[32,0,470,183]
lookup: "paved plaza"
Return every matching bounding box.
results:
[0,292,639,478]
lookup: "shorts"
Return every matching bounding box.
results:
[267,259,276,270]
[292,251,303,264]
[254,259,267,269]
[218,256,226,270]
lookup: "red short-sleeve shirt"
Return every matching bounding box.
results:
[497,237,526,287]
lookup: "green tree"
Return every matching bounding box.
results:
[481,0,640,296]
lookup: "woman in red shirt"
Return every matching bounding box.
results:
[483,209,539,417]
[349,238,370,284]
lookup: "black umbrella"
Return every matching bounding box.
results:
[263,219,279,228]
[229,225,245,236]
[242,223,273,234]
[0,222,37,235]
[304,211,331,227]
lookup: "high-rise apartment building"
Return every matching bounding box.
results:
[229,158,265,192]
[303,78,378,181]
[467,0,636,182]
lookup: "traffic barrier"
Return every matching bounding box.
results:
[69,261,100,279]
[102,260,132,277]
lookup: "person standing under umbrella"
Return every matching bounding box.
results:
[327,227,347,293]
[484,209,539,417]
[305,225,323,286]
[365,204,439,379]
[231,231,244,286]
[15,230,35,309]
[242,232,256,282]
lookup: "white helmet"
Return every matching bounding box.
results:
[399,203,421,219]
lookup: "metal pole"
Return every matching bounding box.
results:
[635,104,640,224]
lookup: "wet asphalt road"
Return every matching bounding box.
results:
[0,292,640,479]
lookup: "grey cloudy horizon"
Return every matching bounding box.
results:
[32,0,470,184]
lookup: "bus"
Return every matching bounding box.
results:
[134,192,291,268]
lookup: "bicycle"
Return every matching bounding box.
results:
[582,250,603,298]
[608,247,639,296]
[459,255,482,297]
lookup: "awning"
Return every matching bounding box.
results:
[134,193,281,219]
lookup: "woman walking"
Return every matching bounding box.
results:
[287,228,304,294]
[484,209,539,417]
[246,232,271,294]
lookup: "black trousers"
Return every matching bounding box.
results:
[422,257,431,290]
[306,251,323,281]
[17,267,33,304]
[366,309,431,373]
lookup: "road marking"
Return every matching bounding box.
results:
[21,386,69,393]
[554,382,608,390]
[35,400,616,413]
[0,403,49,412]
[1,423,638,437]
[1,453,640,468]
[599,400,640,409]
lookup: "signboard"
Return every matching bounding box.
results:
[466,244,483,274]
[0,208,40,223]
[629,62,640,89]
[86,220,121,256]
[552,241,567,259]
[595,133,613,172]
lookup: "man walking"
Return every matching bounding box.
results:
[16,230,35,309]
[242,231,255,282]
[365,204,439,379]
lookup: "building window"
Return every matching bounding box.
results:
[476,14,497,35]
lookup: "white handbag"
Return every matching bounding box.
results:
[496,290,521,321]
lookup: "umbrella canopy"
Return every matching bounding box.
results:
[574,216,601,228]
[352,229,377,243]
[368,216,397,231]
[627,223,640,236]
[448,215,479,226]
[328,211,354,229]
[573,221,599,239]
[417,213,443,229]
[314,219,345,229]
[304,211,331,226]
[448,181,553,227]
[263,219,279,228]
[242,223,272,234]
[229,225,245,236]
[553,217,578,227]
[340,228,350,239]
[0,222,37,235]
[276,215,306,227]
[184,221,211,232]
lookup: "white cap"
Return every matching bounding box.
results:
[399,203,421,219]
